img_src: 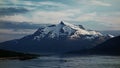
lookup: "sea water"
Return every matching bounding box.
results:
[0,55,120,68]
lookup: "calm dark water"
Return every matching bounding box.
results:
[0,55,120,68]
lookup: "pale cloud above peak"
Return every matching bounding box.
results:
[77,0,111,7]
[23,1,67,8]
[90,0,111,6]
[0,9,81,24]
[0,0,120,30]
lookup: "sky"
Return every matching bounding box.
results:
[0,0,120,42]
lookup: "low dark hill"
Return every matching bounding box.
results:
[93,36,120,55]
[0,49,39,60]
[67,36,120,55]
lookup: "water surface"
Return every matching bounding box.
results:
[0,55,120,68]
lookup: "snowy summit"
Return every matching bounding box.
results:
[33,21,104,40]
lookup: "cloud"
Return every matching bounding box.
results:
[0,21,42,29]
[23,1,68,11]
[0,0,119,30]
[94,15,120,26]
[0,0,67,10]
[0,29,35,35]
[0,7,29,16]
[0,9,81,24]
[90,0,111,6]
[0,10,120,30]
[0,14,31,22]
[77,0,111,7]
[23,1,67,7]
[0,28,35,42]
[74,12,97,22]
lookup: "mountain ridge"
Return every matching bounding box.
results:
[33,21,106,40]
[0,21,114,54]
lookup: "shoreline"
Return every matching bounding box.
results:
[0,55,39,60]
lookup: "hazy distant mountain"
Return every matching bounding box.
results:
[99,30,120,36]
[0,21,113,54]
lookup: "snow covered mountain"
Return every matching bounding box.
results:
[0,21,114,54]
[33,21,104,40]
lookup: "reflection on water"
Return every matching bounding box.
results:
[0,55,120,68]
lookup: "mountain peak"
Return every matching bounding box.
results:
[33,21,105,40]
[59,21,73,26]
[58,21,79,30]
[60,21,65,25]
